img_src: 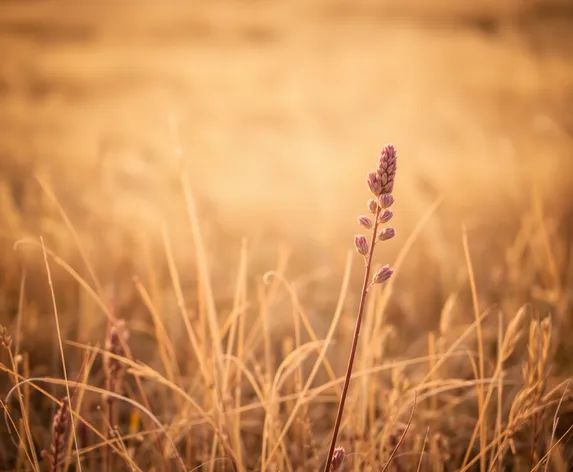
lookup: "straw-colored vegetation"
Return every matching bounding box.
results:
[1,1,572,470]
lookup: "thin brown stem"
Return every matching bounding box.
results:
[381,391,417,472]
[323,207,380,472]
[106,396,114,472]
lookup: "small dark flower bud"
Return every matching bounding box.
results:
[331,446,345,470]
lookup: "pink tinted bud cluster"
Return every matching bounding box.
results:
[367,145,397,197]
[377,144,397,194]
[355,145,398,284]
[327,146,398,471]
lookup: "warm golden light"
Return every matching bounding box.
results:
[0,1,572,470]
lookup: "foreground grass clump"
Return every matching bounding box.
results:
[0,146,572,472]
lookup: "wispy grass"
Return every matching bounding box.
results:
[0,144,572,472]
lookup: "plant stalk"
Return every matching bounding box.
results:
[323,208,380,471]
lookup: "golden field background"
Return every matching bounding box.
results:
[1,0,572,338]
[0,0,573,469]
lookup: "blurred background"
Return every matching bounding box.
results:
[0,0,572,367]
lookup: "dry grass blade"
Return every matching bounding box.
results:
[461,226,486,472]
[34,175,105,298]
[3,376,174,472]
[381,391,417,472]
[531,423,573,472]
[133,276,178,383]
[416,427,430,472]
[462,306,528,468]
[40,237,82,472]
[542,383,569,472]
[13,239,112,321]
[263,270,340,391]
[161,223,211,385]
[264,251,354,469]
[0,360,38,471]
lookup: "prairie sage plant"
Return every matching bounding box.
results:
[324,145,397,471]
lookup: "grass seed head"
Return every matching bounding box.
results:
[0,325,12,349]
[49,396,70,471]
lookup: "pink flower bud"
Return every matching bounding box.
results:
[378,209,393,224]
[367,172,381,196]
[367,198,378,214]
[377,227,396,241]
[372,265,393,284]
[379,193,394,209]
[354,234,369,256]
[332,446,345,470]
[357,215,373,229]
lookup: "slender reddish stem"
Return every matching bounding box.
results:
[323,208,380,472]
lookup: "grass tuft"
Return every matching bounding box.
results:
[0,145,572,472]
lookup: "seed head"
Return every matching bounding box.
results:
[331,446,345,470]
[377,145,397,194]
[367,198,378,213]
[50,396,70,469]
[357,215,373,229]
[372,265,393,284]
[0,326,12,349]
[354,234,369,256]
[105,320,129,380]
[378,209,393,224]
[377,227,396,241]
[52,397,69,438]
[104,319,130,404]
[379,193,394,209]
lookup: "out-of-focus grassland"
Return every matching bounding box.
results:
[0,0,572,470]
